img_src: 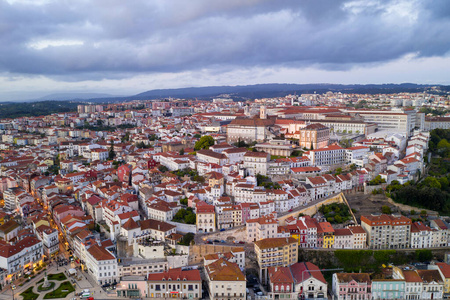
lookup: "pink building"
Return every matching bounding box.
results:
[332,273,372,300]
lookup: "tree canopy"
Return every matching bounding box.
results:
[194,135,215,150]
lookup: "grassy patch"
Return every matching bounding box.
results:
[44,281,75,299]
[47,273,67,281]
[20,287,39,300]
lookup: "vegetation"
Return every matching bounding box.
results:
[20,287,39,300]
[386,179,450,215]
[419,107,448,116]
[194,135,215,150]
[47,273,67,281]
[158,165,169,173]
[302,249,436,273]
[180,198,188,205]
[172,207,196,224]
[381,205,392,214]
[256,174,281,189]
[339,138,353,148]
[367,175,386,186]
[178,232,195,246]
[108,140,116,160]
[43,281,75,299]
[387,129,450,215]
[76,123,136,132]
[0,101,81,119]
[318,203,351,224]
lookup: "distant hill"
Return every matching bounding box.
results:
[35,92,117,101]
[86,83,447,103]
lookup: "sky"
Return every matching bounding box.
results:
[1,0,450,101]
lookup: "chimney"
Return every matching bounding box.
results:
[158,224,160,231]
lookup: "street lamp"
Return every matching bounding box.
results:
[12,285,16,300]
[73,282,76,300]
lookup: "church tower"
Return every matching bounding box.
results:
[260,105,267,119]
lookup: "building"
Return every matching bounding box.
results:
[226,117,276,143]
[0,236,43,278]
[267,266,296,299]
[306,144,345,167]
[246,215,278,242]
[254,139,300,157]
[345,108,417,136]
[360,214,411,249]
[205,258,246,300]
[371,278,405,299]
[147,268,202,299]
[293,123,330,150]
[85,244,119,285]
[196,202,216,233]
[291,262,327,299]
[332,273,372,300]
[254,237,298,284]
[243,151,270,176]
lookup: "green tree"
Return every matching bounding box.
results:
[381,205,392,214]
[108,140,116,160]
[194,135,215,150]
[158,165,168,173]
[335,167,342,175]
[423,177,441,189]
[439,177,449,190]
[416,249,432,262]
[179,233,195,246]
[122,132,130,142]
[179,148,185,155]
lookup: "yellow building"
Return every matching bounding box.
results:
[254,237,298,284]
[319,222,335,249]
[206,171,224,188]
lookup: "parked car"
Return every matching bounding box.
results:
[213,239,220,243]
[220,240,226,243]
[220,228,225,232]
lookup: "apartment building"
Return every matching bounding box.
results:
[360,214,411,249]
[243,151,270,176]
[246,215,278,242]
[0,236,43,277]
[306,144,345,167]
[254,237,298,284]
[196,202,215,233]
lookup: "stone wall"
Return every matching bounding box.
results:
[277,193,345,225]
[167,221,197,234]
[364,183,387,194]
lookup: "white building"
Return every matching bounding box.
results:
[86,244,119,285]
[205,259,246,300]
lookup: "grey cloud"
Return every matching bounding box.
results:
[0,0,449,81]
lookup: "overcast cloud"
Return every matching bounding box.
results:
[1,0,450,100]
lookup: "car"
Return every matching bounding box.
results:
[239,241,245,244]
[220,240,226,243]
[288,209,293,212]
[206,241,212,244]
[213,239,220,243]
[220,228,225,232]
[257,292,263,296]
